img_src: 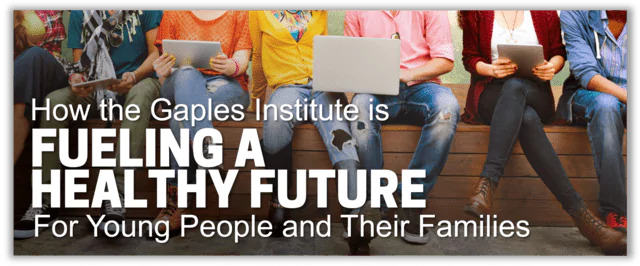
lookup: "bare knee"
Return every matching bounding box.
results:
[330,129,357,151]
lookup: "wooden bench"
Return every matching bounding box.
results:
[14,84,626,226]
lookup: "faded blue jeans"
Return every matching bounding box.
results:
[263,82,360,200]
[351,82,460,203]
[572,88,627,216]
[263,82,359,163]
[161,66,250,186]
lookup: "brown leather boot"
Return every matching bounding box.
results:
[151,184,190,238]
[464,177,496,219]
[572,207,627,255]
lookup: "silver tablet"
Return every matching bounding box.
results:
[162,40,222,69]
[497,44,545,79]
[75,77,120,88]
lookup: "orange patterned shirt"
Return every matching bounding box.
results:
[155,11,252,90]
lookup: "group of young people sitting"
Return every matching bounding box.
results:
[13,10,627,255]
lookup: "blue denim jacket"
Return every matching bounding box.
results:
[557,10,618,123]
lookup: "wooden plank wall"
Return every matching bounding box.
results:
[14,85,627,226]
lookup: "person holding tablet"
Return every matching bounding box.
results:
[249,10,367,254]
[14,10,163,239]
[345,11,459,246]
[152,10,251,235]
[458,10,625,254]
[558,10,627,234]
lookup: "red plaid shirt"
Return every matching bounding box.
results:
[34,10,65,59]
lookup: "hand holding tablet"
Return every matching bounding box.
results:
[161,40,222,69]
[532,61,556,81]
[71,74,121,98]
[153,52,176,79]
[110,72,136,94]
[490,58,518,78]
[209,52,237,76]
[497,44,545,80]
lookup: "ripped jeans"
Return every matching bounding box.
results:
[161,66,250,186]
[263,82,360,198]
[263,81,359,162]
[351,82,460,202]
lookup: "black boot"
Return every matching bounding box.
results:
[336,160,379,255]
[262,140,293,237]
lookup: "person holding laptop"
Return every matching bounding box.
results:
[458,10,625,254]
[13,10,163,239]
[558,10,627,234]
[151,10,251,235]
[249,10,369,254]
[344,11,459,245]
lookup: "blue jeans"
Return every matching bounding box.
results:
[572,89,627,216]
[262,82,359,164]
[351,82,460,202]
[161,66,250,185]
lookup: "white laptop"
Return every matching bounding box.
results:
[312,36,401,95]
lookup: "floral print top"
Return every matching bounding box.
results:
[271,10,312,42]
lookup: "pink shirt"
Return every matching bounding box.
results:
[344,11,454,85]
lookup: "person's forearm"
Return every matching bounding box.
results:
[232,50,250,75]
[250,52,267,102]
[475,61,495,77]
[73,49,82,63]
[548,55,565,73]
[132,50,159,81]
[406,58,454,82]
[587,74,627,103]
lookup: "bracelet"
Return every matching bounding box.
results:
[68,73,85,84]
[130,72,137,84]
[230,58,240,77]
